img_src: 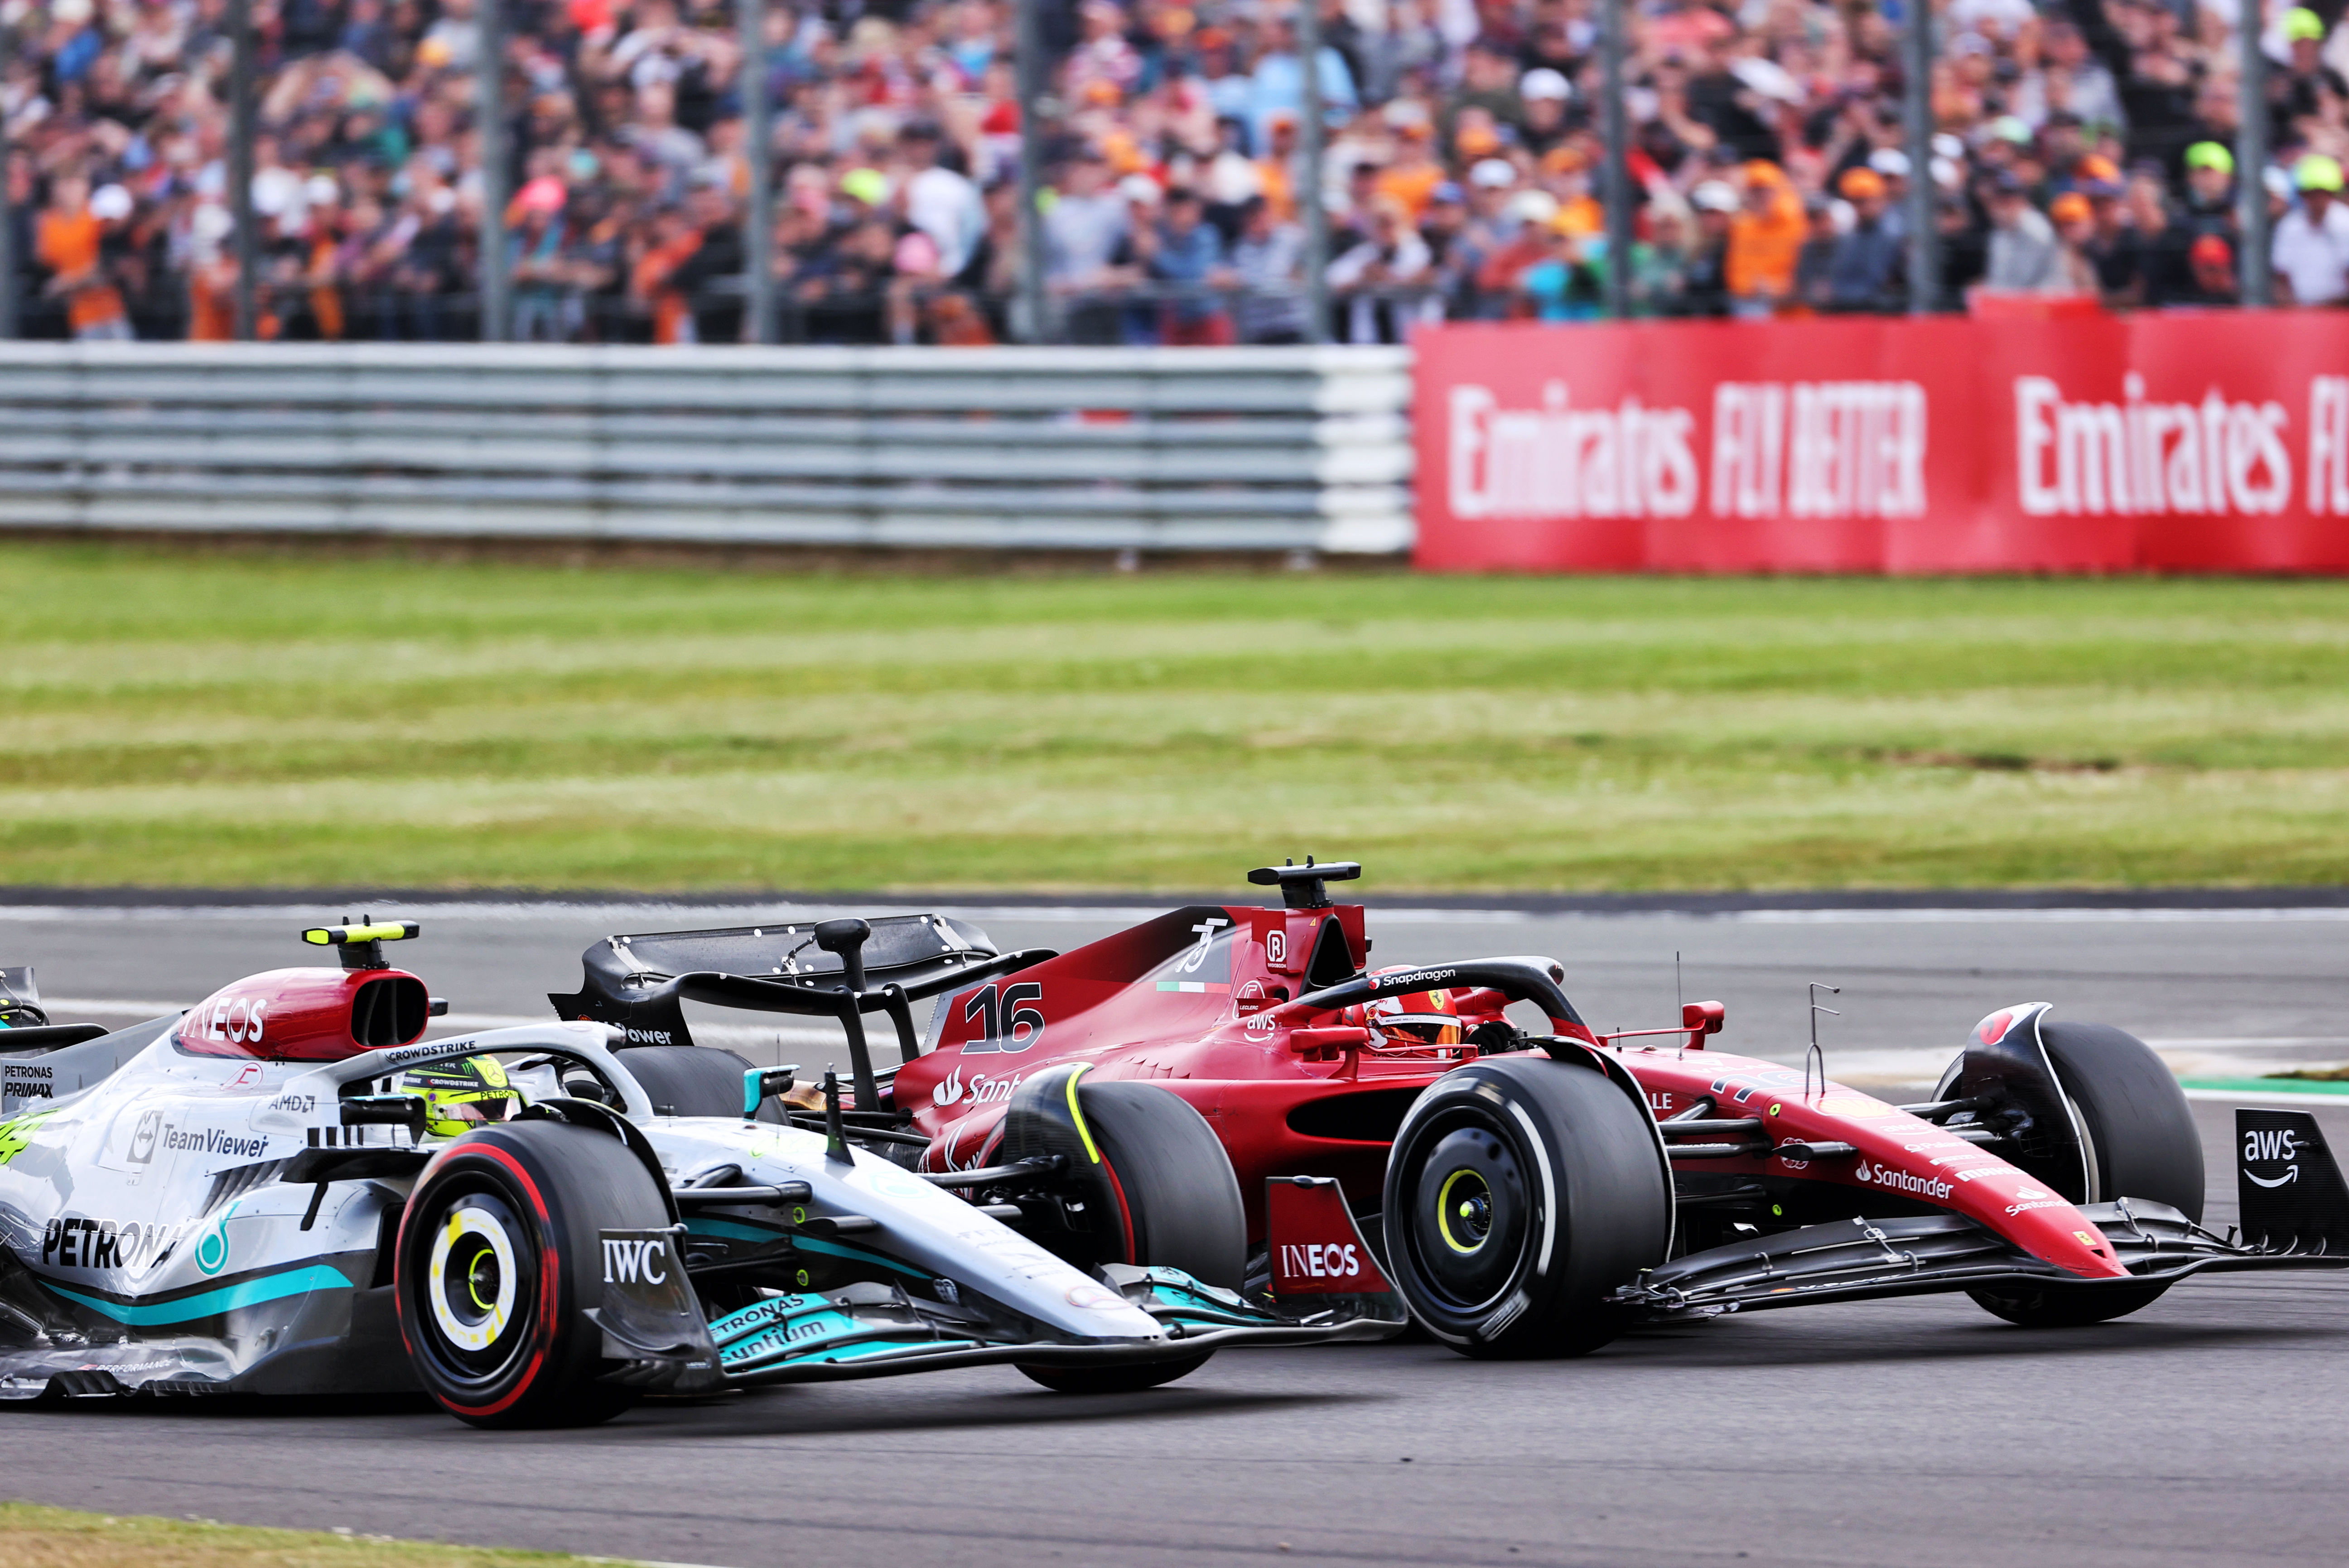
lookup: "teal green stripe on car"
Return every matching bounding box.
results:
[789,1235,931,1278]
[43,1264,353,1326]
[684,1216,930,1279]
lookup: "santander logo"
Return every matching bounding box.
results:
[931,1064,1021,1110]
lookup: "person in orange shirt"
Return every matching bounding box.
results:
[1538,146,1605,236]
[188,254,239,341]
[1726,159,1803,315]
[1254,111,1300,222]
[183,204,238,341]
[630,204,704,343]
[1373,121,1446,220]
[36,174,131,340]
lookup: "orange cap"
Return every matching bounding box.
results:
[1542,145,1588,174]
[1741,158,1787,186]
[1838,166,1885,199]
[2049,191,2092,222]
[1457,124,1500,156]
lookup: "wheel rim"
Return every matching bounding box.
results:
[1435,1168,1494,1254]
[1402,1117,1529,1315]
[412,1184,537,1386]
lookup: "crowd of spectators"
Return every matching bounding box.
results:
[6,0,2349,343]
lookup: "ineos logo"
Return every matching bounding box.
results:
[602,1237,669,1285]
[1279,1242,1362,1280]
[204,997,267,1046]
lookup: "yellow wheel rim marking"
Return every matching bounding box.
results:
[1436,1169,1490,1255]
[427,1207,517,1352]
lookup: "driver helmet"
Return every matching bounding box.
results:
[399,1054,521,1139]
[1365,967,1462,1046]
[0,999,47,1031]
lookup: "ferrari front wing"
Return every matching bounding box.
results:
[1610,1199,2349,1321]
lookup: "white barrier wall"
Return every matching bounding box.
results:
[0,344,1414,555]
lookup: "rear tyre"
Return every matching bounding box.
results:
[396,1118,671,1428]
[1016,1082,1243,1394]
[1381,1057,1669,1359]
[1968,1020,2203,1328]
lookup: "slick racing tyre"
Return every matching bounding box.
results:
[396,1117,671,1428]
[1967,1020,2204,1328]
[1017,1081,1242,1395]
[1382,1056,1669,1359]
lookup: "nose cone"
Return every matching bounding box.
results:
[1997,1196,2132,1279]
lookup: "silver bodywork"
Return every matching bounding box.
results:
[0,1016,1388,1401]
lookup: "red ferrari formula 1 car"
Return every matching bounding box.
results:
[555,859,2349,1356]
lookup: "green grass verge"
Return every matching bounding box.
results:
[8,540,2349,891]
[0,1501,602,1568]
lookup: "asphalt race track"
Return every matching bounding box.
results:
[4,900,2349,1568]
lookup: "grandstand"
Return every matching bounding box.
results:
[0,0,2343,344]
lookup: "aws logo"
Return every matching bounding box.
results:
[2245,1126,2302,1187]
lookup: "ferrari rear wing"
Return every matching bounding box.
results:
[548,915,1055,1111]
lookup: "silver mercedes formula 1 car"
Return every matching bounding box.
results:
[0,923,1399,1426]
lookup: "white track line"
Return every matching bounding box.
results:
[7,902,2349,925]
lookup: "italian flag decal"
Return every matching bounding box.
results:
[1156,981,1230,994]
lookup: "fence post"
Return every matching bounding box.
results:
[229,0,258,341]
[2237,0,2272,306]
[739,0,775,343]
[1599,0,1632,319]
[477,0,510,341]
[0,10,13,341]
[1297,0,1329,343]
[1013,0,1050,342]
[1903,0,1939,310]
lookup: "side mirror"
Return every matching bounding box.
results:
[1683,1000,1726,1047]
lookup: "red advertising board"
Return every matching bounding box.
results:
[1413,314,2349,574]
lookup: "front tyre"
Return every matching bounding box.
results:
[1968,1019,2203,1329]
[396,1118,671,1428]
[1015,1081,1242,1394]
[1382,1057,1669,1359]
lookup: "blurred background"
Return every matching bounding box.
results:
[2,0,2344,343]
